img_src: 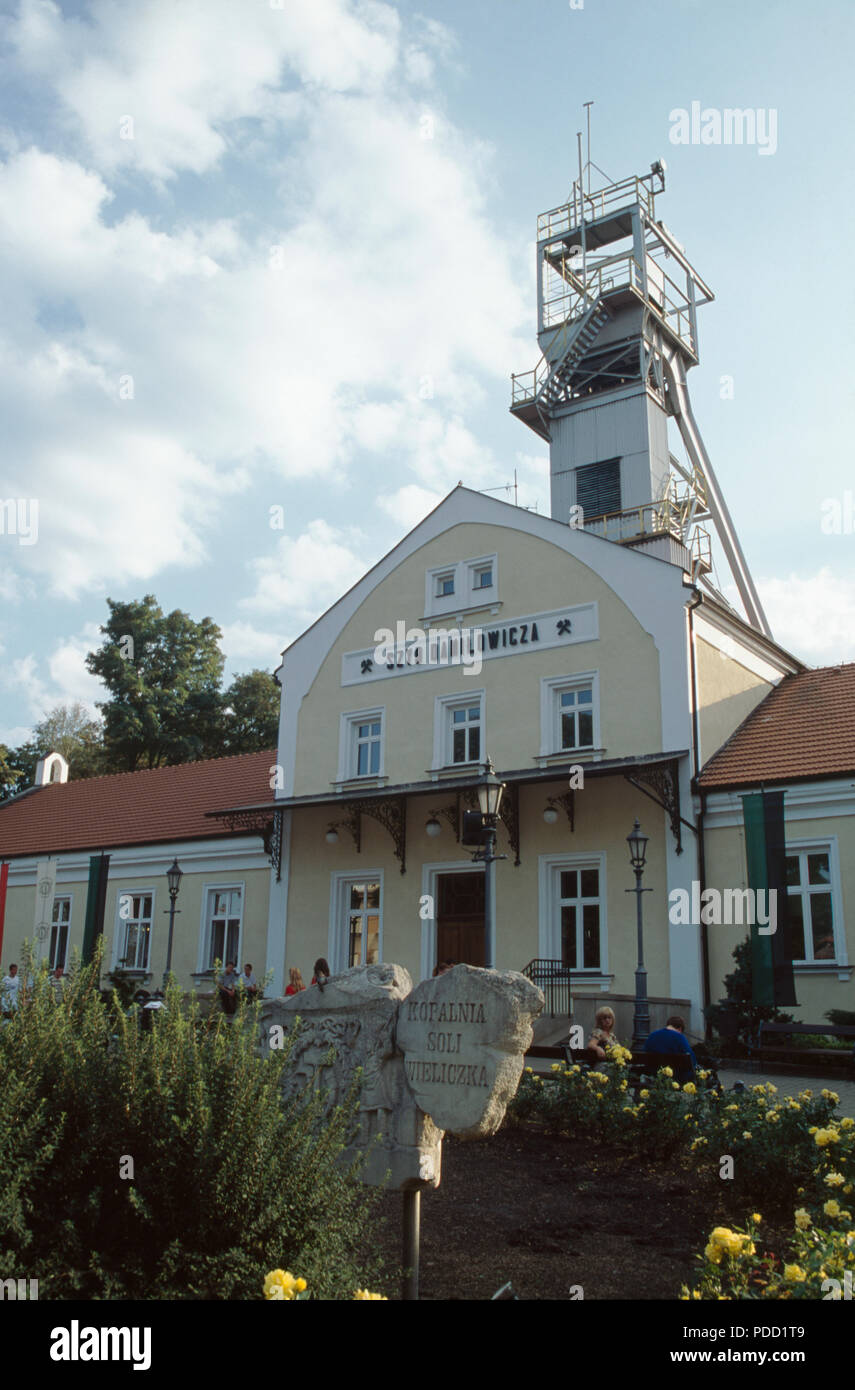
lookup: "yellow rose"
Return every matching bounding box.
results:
[683,1082,697,1095]
[751,1214,762,1224]
[742,1131,752,1140]
[824,1200,842,1218]
[815,1129,841,1148]
[662,1067,673,1078]
[264,1269,305,1301]
[640,1089,649,1099]
[821,1089,840,1104]
[794,1209,811,1230]
[354,1289,388,1300]
[825,1172,846,1187]
[783,1265,806,1282]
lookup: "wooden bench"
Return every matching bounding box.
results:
[755,1022,855,1072]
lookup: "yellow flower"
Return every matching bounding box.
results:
[551,1062,561,1072]
[783,1265,806,1283]
[841,1117,854,1130]
[726,1105,738,1112]
[815,1128,841,1148]
[765,1111,778,1122]
[705,1227,754,1261]
[662,1067,673,1078]
[683,1082,697,1095]
[353,1289,388,1300]
[825,1172,846,1187]
[639,1089,649,1099]
[751,1213,762,1224]
[742,1131,752,1140]
[524,1066,533,1073]
[794,1209,811,1230]
[821,1089,840,1104]
[721,1120,729,1129]
[824,1200,842,1218]
[800,1090,814,1100]
[264,1269,306,1300]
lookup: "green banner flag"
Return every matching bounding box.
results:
[81,854,110,965]
[741,792,797,1008]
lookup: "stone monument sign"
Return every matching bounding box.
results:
[260,961,542,1191]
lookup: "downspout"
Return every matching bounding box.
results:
[687,589,712,1035]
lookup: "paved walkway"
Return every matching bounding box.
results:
[718,1063,855,1117]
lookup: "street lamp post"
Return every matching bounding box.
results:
[626,820,652,1049]
[162,857,183,992]
[468,759,507,970]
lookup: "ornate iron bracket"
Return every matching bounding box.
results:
[220,808,285,880]
[349,796,408,874]
[623,761,683,854]
[498,782,521,866]
[328,804,362,855]
[546,790,575,832]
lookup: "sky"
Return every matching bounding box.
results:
[1,0,853,746]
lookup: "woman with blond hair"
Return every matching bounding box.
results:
[285,967,305,996]
[587,1006,620,1061]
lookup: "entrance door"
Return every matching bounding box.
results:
[436,871,485,967]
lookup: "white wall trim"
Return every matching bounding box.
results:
[3,836,268,886]
[537,850,609,976]
[196,879,247,974]
[539,670,600,756]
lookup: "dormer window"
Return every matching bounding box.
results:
[425,554,499,618]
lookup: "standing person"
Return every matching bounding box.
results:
[1,964,21,1017]
[219,960,240,1015]
[241,963,259,1001]
[311,958,330,991]
[285,967,305,996]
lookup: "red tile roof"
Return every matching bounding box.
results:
[0,750,276,858]
[698,665,855,789]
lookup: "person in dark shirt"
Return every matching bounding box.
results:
[643,1015,697,1078]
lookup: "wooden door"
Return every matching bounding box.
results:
[436,872,485,967]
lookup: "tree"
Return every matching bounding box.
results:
[706,938,794,1050]
[85,596,225,771]
[1,705,104,800]
[221,670,280,754]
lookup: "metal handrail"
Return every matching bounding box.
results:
[538,175,654,241]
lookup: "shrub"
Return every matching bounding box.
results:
[683,1205,855,1299]
[706,939,794,1047]
[0,945,386,1300]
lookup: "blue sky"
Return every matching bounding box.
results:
[1,0,853,745]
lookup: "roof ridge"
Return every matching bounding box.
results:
[15,747,277,793]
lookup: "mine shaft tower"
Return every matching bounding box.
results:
[511,155,770,637]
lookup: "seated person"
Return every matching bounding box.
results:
[643,1015,698,1078]
[587,1006,619,1060]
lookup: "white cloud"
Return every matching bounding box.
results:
[756,568,855,665]
[220,621,284,668]
[377,484,445,531]
[241,519,370,624]
[0,625,105,731]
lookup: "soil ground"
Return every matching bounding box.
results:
[375,1124,784,1301]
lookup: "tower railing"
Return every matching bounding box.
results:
[538,174,655,241]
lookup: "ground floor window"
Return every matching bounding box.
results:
[347,881,380,966]
[539,853,607,976]
[204,886,243,968]
[330,875,382,971]
[117,892,154,971]
[786,845,839,963]
[50,896,71,970]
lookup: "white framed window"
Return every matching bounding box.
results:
[785,841,845,966]
[337,708,385,783]
[50,895,71,971]
[540,673,600,756]
[435,571,455,598]
[201,885,244,970]
[115,891,155,972]
[538,853,609,979]
[329,872,383,973]
[433,691,485,769]
[425,554,499,618]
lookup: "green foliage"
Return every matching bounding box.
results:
[86,595,226,771]
[706,938,794,1047]
[221,670,280,755]
[508,1060,845,1213]
[825,1008,855,1027]
[0,945,386,1300]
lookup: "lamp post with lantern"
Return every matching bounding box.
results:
[162,857,183,992]
[463,759,507,970]
[626,820,652,1049]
